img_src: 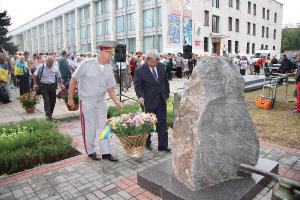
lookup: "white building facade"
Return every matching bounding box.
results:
[9,0,283,56]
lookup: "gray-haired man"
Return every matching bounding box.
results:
[133,49,171,152]
[33,56,64,120]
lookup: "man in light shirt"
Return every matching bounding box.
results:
[67,41,124,161]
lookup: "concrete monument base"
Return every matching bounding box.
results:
[137,158,278,200]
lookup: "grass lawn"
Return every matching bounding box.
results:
[0,120,80,176]
[245,83,300,149]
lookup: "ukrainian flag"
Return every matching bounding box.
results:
[100,125,111,140]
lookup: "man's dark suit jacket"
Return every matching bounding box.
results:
[133,62,170,111]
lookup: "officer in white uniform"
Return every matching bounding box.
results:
[67,41,124,161]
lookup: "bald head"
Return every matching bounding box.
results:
[46,56,55,68]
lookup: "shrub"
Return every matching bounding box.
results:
[0,120,75,175]
[20,92,39,108]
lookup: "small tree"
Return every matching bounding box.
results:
[0,11,18,55]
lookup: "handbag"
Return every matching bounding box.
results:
[36,65,45,95]
[256,96,272,110]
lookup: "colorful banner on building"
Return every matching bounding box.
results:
[168,15,180,44]
[183,0,192,17]
[183,18,192,45]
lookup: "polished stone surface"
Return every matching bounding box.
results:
[172,57,260,190]
[138,157,279,200]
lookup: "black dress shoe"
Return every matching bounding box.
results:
[145,144,153,151]
[88,152,101,160]
[158,147,172,153]
[102,154,119,162]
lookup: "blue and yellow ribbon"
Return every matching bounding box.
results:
[100,125,111,140]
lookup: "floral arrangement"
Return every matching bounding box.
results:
[20,92,39,109]
[108,112,157,137]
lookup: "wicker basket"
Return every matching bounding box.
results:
[118,134,148,158]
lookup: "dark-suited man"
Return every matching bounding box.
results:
[133,49,171,152]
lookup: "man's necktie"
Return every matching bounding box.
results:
[151,68,159,83]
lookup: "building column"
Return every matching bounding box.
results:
[44,22,48,52]
[53,19,57,52]
[30,28,35,53]
[62,14,68,50]
[90,1,96,55]
[110,0,116,41]
[37,26,41,53]
[75,8,81,52]
[135,0,143,52]
[23,32,27,52]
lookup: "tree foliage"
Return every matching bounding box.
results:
[0,10,18,55]
[281,27,300,50]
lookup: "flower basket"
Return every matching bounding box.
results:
[118,134,148,158]
[108,113,157,158]
[25,107,36,113]
[20,92,39,113]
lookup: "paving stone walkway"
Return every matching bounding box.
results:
[0,119,300,200]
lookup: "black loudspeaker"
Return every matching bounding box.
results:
[115,44,126,62]
[183,45,192,59]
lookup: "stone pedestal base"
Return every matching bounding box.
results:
[137,158,278,200]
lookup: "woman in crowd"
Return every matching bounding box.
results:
[166,56,173,80]
[0,53,12,103]
[15,56,30,95]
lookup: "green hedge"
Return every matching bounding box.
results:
[108,97,174,128]
[0,120,75,175]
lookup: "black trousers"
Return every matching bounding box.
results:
[40,83,56,119]
[144,101,168,148]
[19,75,30,95]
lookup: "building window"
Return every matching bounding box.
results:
[104,19,110,34]
[158,35,163,53]
[96,0,109,14]
[116,0,124,9]
[228,40,232,53]
[273,29,276,40]
[253,4,256,16]
[248,2,251,14]
[266,27,269,38]
[80,6,90,22]
[128,37,136,52]
[253,23,256,36]
[80,26,86,39]
[96,22,101,35]
[247,22,251,35]
[143,9,153,28]
[267,9,270,20]
[212,0,219,8]
[261,44,264,49]
[212,15,219,33]
[204,37,209,52]
[235,41,239,53]
[262,8,265,19]
[128,13,136,31]
[127,0,136,6]
[246,42,250,54]
[265,45,268,50]
[236,0,240,10]
[158,7,162,26]
[204,11,209,26]
[228,17,232,31]
[96,1,101,16]
[235,19,239,32]
[143,36,154,52]
[262,26,265,37]
[229,0,233,7]
[252,43,255,54]
[273,46,275,50]
[274,12,277,23]
[116,16,124,33]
